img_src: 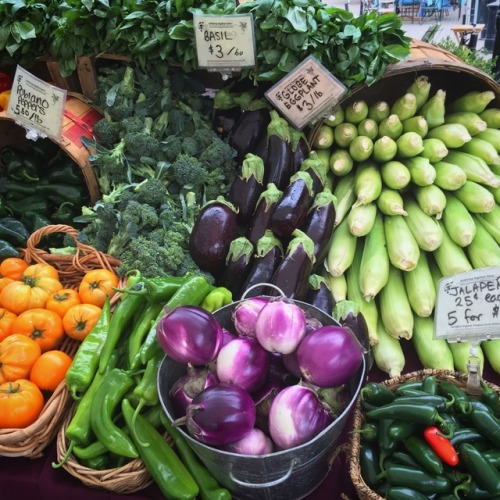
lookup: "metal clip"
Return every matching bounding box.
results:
[466,344,482,396]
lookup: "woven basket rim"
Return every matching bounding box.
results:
[348,369,500,500]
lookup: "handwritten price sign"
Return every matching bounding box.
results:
[265,56,347,130]
[434,267,500,343]
[194,14,256,71]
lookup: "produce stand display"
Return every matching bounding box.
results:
[0,1,500,499]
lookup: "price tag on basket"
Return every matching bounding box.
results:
[6,65,67,141]
[264,55,347,130]
[434,266,500,343]
[193,14,256,77]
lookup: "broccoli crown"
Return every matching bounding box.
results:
[178,253,216,285]
[93,118,121,146]
[170,153,208,189]
[133,178,168,208]
[120,116,145,135]
[181,136,200,157]
[108,100,135,121]
[192,127,218,149]
[161,135,183,163]
[124,131,160,159]
[80,202,119,252]
[199,137,237,172]
[121,200,159,228]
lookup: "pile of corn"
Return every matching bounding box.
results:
[311,77,500,378]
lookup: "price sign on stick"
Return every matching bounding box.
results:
[194,14,256,73]
[7,65,67,141]
[434,266,500,343]
[265,55,347,130]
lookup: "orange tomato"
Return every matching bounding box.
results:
[0,308,17,342]
[62,303,102,341]
[0,257,28,281]
[0,379,45,428]
[0,276,14,294]
[11,309,65,352]
[0,263,63,314]
[46,288,82,318]
[30,350,72,392]
[79,269,119,307]
[0,334,41,385]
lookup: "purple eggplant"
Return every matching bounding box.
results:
[299,151,329,195]
[265,110,293,190]
[305,274,335,315]
[228,105,271,163]
[213,107,242,138]
[290,129,310,175]
[333,299,372,370]
[270,171,314,239]
[270,229,316,301]
[246,183,283,246]
[228,153,265,226]
[189,197,239,277]
[219,236,255,300]
[301,188,337,271]
[241,230,283,297]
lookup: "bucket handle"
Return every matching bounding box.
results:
[241,283,286,300]
[228,459,296,488]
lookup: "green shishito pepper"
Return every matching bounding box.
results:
[122,398,199,500]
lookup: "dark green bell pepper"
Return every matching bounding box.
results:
[0,216,30,247]
[51,201,78,225]
[6,157,40,183]
[34,180,86,206]
[5,195,51,218]
[46,160,84,185]
[21,212,52,233]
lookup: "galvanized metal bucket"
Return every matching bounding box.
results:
[157,294,366,500]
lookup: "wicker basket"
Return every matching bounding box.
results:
[0,225,122,458]
[348,369,500,500]
[55,406,154,494]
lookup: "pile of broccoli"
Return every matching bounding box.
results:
[78,62,239,280]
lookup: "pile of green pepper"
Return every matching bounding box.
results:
[0,138,90,248]
[357,375,500,499]
[55,271,233,500]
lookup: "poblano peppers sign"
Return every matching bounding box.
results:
[7,65,66,141]
[434,267,500,343]
[193,14,256,72]
[265,55,347,130]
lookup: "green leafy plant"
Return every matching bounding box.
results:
[436,36,498,80]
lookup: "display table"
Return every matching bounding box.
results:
[1,340,498,500]
[450,24,485,43]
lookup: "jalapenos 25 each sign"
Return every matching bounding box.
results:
[193,14,256,73]
[434,267,500,343]
[7,65,67,141]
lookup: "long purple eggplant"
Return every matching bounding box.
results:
[301,188,337,272]
[305,274,335,315]
[333,299,373,370]
[290,128,310,175]
[241,230,283,298]
[228,105,270,163]
[189,197,239,277]
[299,151,329,195]
[270,229,316,301]
[265,110,292,190]
[270,171,314,239]
[228,153,265,226]
[245,183,283,246]
[219,236,255,300]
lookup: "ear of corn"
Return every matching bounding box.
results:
[433,160,468,191]
[312,124,335,149]
[412,315,455,370]
[475,128,500,152]
[378,114,404,140]
[402,115,429,137]
[391,92,418,121]
[466,214,500,268]
[414,184,447,219]
[358,118,379,140]
[445,150,500,189]
[324,106,345,127]
[475,205,500,244]
[479,107,500,129]
[379,264,414,340]
[384,214,420,271]
[403,251,436,318]
[448,90,496,114]
[459,137,500,166]
[427,123,472,148]
[334,122,358,148]
[396,132,425,158]
[481,340,500,375]
[407,76,431,111]
[346,242,379,346]
[325,217,358,277]
[372,136,398,163]
[380,160,412,190]
[420,89,446,129]
[433,221,473,277]
[329,149,354,176]
[314,149,332,172]
[345,100,369,125]
[377,188,407,216]
[444,111,488,135]
[454,180,496,213]
[349,135,374,163]
[359,213,390,301]
[323,271,347,303]
[368,100,391,123]
[420,138,448,163]
[441,192,477,247]
[448,341,484,375]
[488,184,500,204]
[332,170,356,226]
[405,156,437,186]
[372,318,405,377]
[347,202,378,237]
[353,161,383,208]
[404,196,443,252]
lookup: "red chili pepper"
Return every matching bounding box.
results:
[424,425,459,467]
[0,71,12,93]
